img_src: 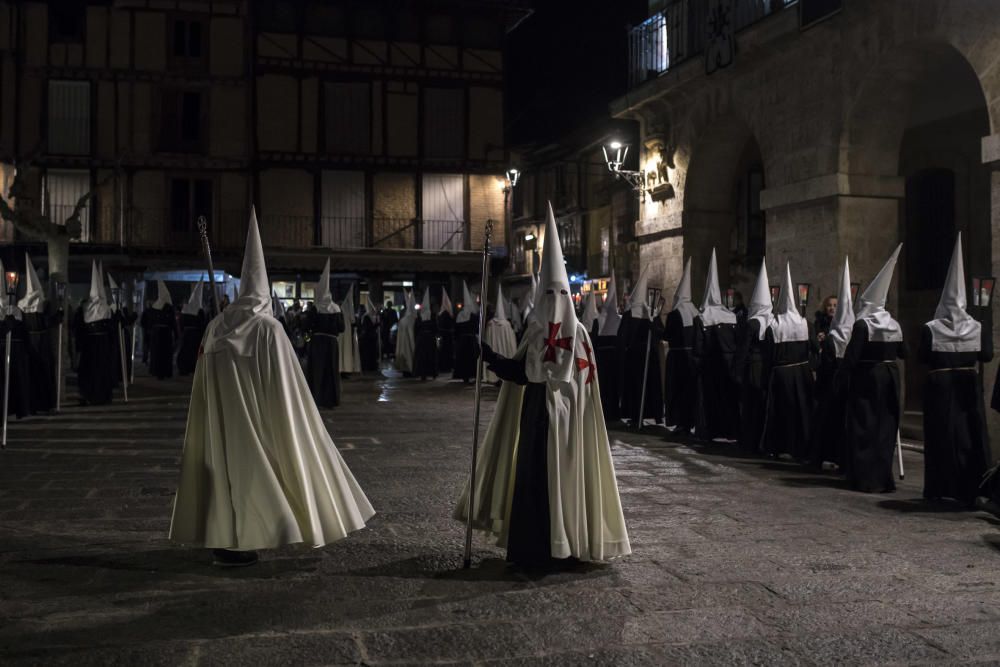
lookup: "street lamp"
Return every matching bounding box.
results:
[796,282,811,317]
[2,269,17,448]
[505,168,520,191]
[602,140,647,198]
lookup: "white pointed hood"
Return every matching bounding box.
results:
[770,261,808,343]
[747,258,773,340]
[271,288,286,319]
[152,279,172,310]
[401,289,417,323]
[581,291,599,332]
[628,263,652,319]
[83,260,111,323]
[524,201,579,383]
[671,258,700,327]
[510,297,523,332]
[17,252,44,314]
[699,249,736,327]
[927,233,980,352]
[107,273,120,312]
[420,287,432,321]
[598,272,622,336]
[203,208,276,355]
[183,280,204,316]
[456,280,478,323]
[439,288,453,317]
[341,284,356,324]
[314,258,340,314]
[829,257,856,358]
[493,283,508,321]
[364,295,378,323]
[856,244,903,343]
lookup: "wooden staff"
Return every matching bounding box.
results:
[636,287,662,431]
[197,216,221,317]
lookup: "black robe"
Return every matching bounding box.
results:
[810,336,848,467]
[841,321,907,493]
[380,307,398,358]
[453,318,479,382]
[620,311,663,425]
[437,312,455,373]
[306,311,345,408]
[693,319,740,440]
[76,318,115,406]
[485,353,552,567]
[147,307,176,380]
[734,319,770,453]
[177,311,206,376]
[23,310,58,414]
[760,326,816,460]
[663,310,697,432]
[919,325,993,506]
[359,315,380,372]
[594,326,622,422]
[413,316,439,379]
[0,316,32,418]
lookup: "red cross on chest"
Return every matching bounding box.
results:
[576,339,596,384]
[543,321,573,362]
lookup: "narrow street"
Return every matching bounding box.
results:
[2,370,1000,665]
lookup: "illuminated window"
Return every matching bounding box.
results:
[422,174,465,250]
[43,169,91,242]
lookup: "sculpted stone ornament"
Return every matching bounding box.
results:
[705,0,735,75]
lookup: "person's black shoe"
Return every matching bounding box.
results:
[212,549,259,568]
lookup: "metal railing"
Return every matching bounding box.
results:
[628,0,796,88]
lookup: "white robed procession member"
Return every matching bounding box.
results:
[919,233,992,506]
[170,211,374,566]
[339,284,362,375]
[394,289,417,376]
[482,283,517,384]
[840,244,907,493]
[580,291,599,335]
[304,258,345,408]
[455,203,631,568]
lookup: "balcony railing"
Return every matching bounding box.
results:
[628,0,796,88]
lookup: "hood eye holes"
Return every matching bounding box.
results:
[560,289,568,295]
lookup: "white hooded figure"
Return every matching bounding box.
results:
[152,279,173,311]
[841,243,905,494]
[828,257,856,359]
[669,258,701,328]
[17,253,44,317]
[457,201,631,566]
[77,260,115,406]
[926,234,980,353]
[593,272,624,421]
[597,272,622,337]
[580,291,599,334]
[170,210,374,563]
[746,259,774,341]
[663,258,702,432]
[305,258,344,408]
[182,281,205,317]
[482,283,517,384]
[338,284,362,374]
[83,260,111,324]
[621,262,662,425]
[394,289,417,374]
[733,259,773,447]
[694,248,739,441]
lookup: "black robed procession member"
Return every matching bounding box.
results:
[437,289,455,373]
[841,244,906,493]
[147,280,177,380]
[413,287,439,380]
[693,249,740,442]
[0,258,31,420]
[594,273,623,422]
[271,289,291,339]
[379,300,398,359]
[619,265,663,426]
[177,281,206,376]
[580,291,599,336]
[305,258,344,408]
[394,290,416,376]
[453,281,480,383]
[18,254,57,414]
[456,203,630,569]
[919,234,993,507]
[663,259,700,434]
[810,257,855,468]
[359,296,380,372]
[76,261,116,406]
[734,259,773,452]
[107,273,137,387]
[760,262,817,460]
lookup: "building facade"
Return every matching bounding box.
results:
[613,0,1000,439]
[0,0,527,303]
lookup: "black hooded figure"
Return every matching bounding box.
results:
[452,282,479,384]
[305,259,344,408]
[412,289,438,380]
[437,291,456,373]
[593,277,623,422]
[76,263,116,406]
[733,260,773,453]
[380,301,398,358]
[358,302,380,372]
[663,260,699,434]
[146,281,177,380]
[16,257,58,414]
[618,265,663,426]
[177,283,207,376]
[0,308,32,418]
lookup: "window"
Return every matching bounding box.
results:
[170,178,213,233]
[462,16,502,49]
[44,169,91,242]
[159,90,205,153]
[423,88,464,159]
[324,82,371,155]
[304,2,345,36]
[49,1,85,43]
[171,17,207,67]
[422,174,465,250]
[905,168,955,290]
[321,171,366,248]
[257,0,298,33]
[47,80,91,155]
[425,15,455,44]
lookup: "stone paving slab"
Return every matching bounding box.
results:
[2,370,1000,665]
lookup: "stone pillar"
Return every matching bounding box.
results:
[982,133,1000,456]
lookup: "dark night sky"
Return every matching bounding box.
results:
[505,0,649,147]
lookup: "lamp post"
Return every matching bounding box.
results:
[130,281,141,385]
[3,269,20,448]
[503,168,519,270]
[603,140,647,199]
[796,282,811,317]
[110,283,128,402]
[54,281,66,413]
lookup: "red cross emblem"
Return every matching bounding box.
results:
[576,339,596,384]
[543,321,573,363]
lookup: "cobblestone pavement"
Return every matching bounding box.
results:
[2,368,1000,666]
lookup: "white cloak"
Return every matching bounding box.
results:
[169,315,374,550]
[339,311,362,374]
[482,317,518,384]
[395,312,416,374]
[455,321,631,562]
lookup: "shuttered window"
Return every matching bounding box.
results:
[422,173,464,250]
[47,80,90,155]
[44,169,91,242]
[324,82,371,155]
[321,170,366,248]
[423,88,464,159]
